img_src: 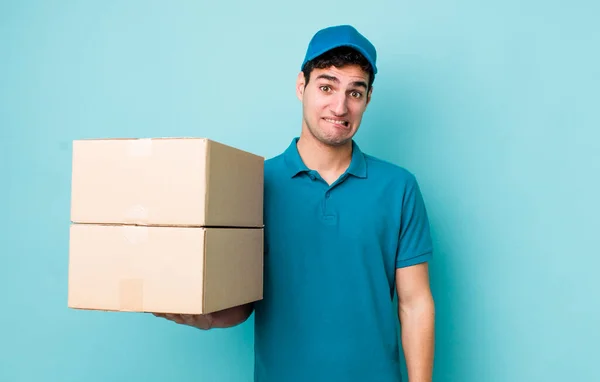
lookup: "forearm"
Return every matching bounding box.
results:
[206,303,254,329]
[399,295,435,382]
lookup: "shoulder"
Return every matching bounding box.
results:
[263,152,288,187]
[264,152,285,173]
[363,153,419,189]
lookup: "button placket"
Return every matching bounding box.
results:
[322,186,336,224]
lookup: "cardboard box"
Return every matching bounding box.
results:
[70,138,264,228]
[68,224,263,314]
[68,137,265,314]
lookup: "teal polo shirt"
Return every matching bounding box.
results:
[253,138,433,382]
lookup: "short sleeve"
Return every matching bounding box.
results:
[396,175,433,268]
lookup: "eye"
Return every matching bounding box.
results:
[319,85,331,92]
[350,91,362,98]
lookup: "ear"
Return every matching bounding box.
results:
[296,72,306,101]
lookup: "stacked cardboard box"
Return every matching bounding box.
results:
[67,138,264,314]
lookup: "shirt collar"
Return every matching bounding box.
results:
[283,137,367,179]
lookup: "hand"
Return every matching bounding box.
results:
[152,313,214,330]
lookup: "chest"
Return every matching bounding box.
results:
[263,176,402,273]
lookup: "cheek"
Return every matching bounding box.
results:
[307,98,328,118]
[312,97,329,111]
[348,106,364,122]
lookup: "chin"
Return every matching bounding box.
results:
[319,133,353,147]
[305,121,355,147]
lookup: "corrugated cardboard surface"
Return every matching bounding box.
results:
[203,228,264,313]
[70,138,264,228]
[68,223,263,314]
[205,140,265,228]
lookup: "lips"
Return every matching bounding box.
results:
[323,117,349,127]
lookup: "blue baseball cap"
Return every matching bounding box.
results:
[301,25,378,74]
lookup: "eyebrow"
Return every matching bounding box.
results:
[350,80,368,90]
[315,74,368,90]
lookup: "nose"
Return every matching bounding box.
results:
[331,92,348,116]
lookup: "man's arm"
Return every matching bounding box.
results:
[153,302,254,330]
[396,262,435,382]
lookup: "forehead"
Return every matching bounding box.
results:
[310,65,370,85]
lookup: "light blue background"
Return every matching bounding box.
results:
[1,1,598,381]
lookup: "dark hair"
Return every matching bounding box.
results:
[301,46,375,90]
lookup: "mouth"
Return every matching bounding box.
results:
[323,117,350,128]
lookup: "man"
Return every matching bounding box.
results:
[155,25,435,382]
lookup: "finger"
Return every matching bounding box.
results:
[166,314,185,324]
[180,314,198,325]
[181,314,194,322]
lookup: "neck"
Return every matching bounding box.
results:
[296,129,353,179]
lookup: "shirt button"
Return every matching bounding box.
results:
[325,192,330,199]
